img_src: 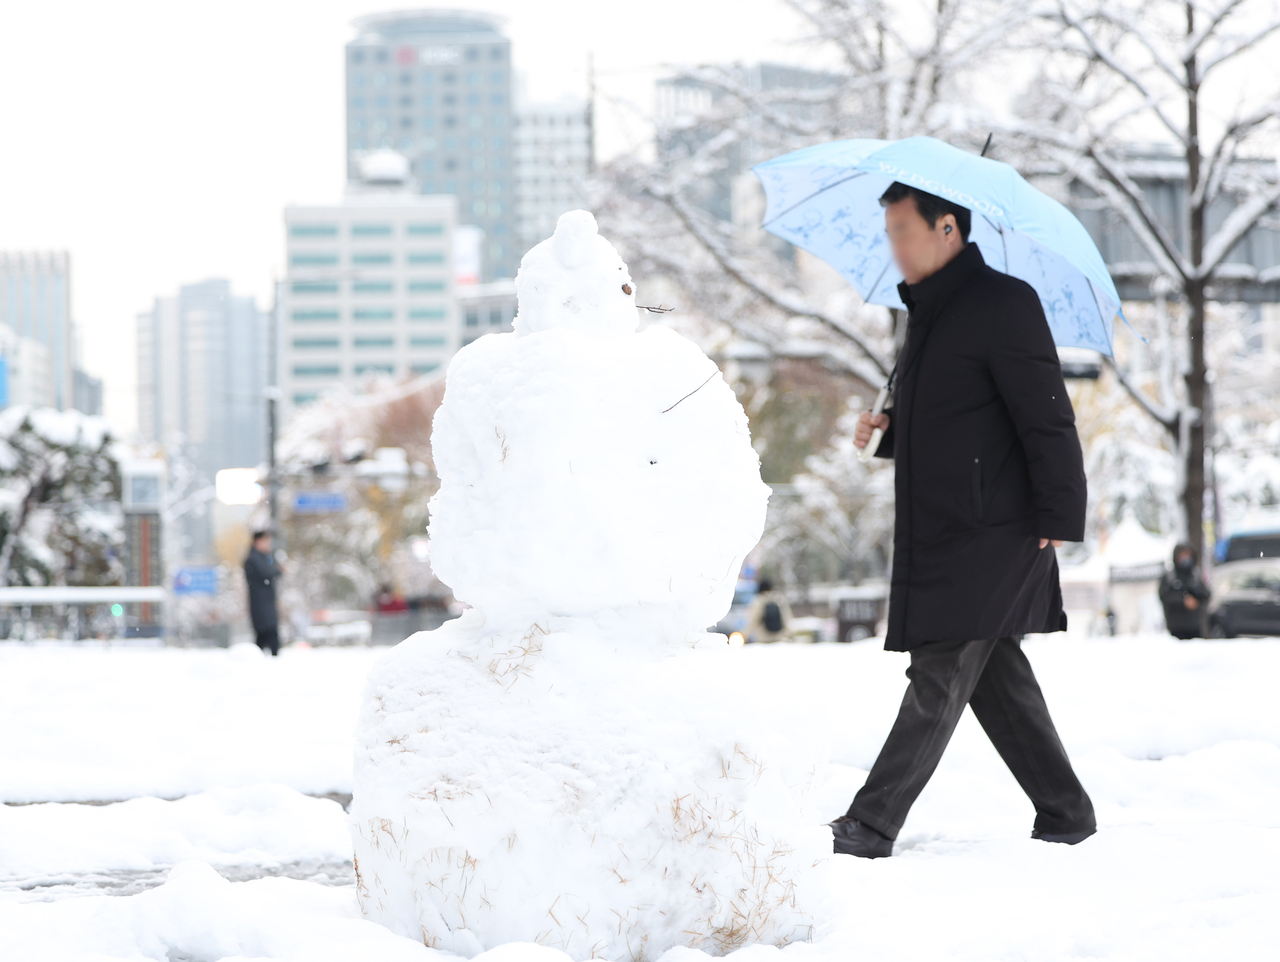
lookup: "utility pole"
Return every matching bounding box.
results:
[586,51,595,175]
[266,277,282,534]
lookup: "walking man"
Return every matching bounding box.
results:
[831,182,1096,858]
[244,529,282,656]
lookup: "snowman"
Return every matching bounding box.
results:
[349,211,830,961]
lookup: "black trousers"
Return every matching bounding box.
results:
[847,637,1095,840]
[254,626,279,656]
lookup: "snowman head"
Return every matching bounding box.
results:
[513,210,638,338]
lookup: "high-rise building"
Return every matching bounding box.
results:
[278,153,458,418]
[0,251,79,411]
[346,10,515,279]
[0,323,54,409]
[137,279,268,559]
[513,98,590,259]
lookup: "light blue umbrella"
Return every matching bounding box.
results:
[753,136,1123,356]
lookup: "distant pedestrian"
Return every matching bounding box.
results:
[244,530,282,656]
[831,181,1096,859]
[745,578,793,643]
[1159,543,1210,640]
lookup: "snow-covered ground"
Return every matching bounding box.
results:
[2,635,1277,960]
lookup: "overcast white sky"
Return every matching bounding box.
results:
[0,0,812,432]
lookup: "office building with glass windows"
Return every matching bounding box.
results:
[0,250,95,412]
[279,175,457,417]
[345,10,514,279]
[513,98,591,257]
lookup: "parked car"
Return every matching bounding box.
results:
[1206,559,1280,638]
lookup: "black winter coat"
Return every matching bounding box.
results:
[1158,565,1210,636]
[244,548,281,631]
[874,243,1087,651]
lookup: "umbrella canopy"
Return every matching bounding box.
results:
[753,136,1123,356]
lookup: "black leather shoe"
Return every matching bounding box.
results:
[829,816,893,858]
[1031,826,1097,845]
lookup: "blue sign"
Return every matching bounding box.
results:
[173,566,218,596]
[293,490,348,514]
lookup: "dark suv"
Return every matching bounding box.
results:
[1207,559,1280,638]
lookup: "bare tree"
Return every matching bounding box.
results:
[597,0,1031,392]
[1006,0,1280,557]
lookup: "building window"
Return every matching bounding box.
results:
[422,70,434,84]
[292,309,340,321]
[489,308,505,326]
[354,337,395,349]
[293,393,319,405]
[411,362,440,374]
[492,136,505,148]
[289,224,339,237]
[443,71,456,83]
[375,49,387,64]
[466,70,479,84]
[400,117,413,128]
[293,337,340,349]
[411,335,447,348]
[469,114,484,128]
[353,308,395,321]
[352,252,393,265]
[351,96,366,108]
[490,93,504,105]
[467,92,480,105]
[293,365,340,377]
[351,51,365,65]
[491,113,506,126]
[355,363,395,375]
[465,310,480,327]
[353,281,394,294]
[465,47,478,62]
[407,251,445,265]
[399,95,413,107]
[444,93,457,106]
[444,115,457,128]
[290,252,339,266]
[352,222,393,237]
[409,280,446,293]
[489,200,502,216]
[470,200,486,215]
[409,308,447,321]
[490,179,503,192]
[407,222,444,236]
[291,281,339,295]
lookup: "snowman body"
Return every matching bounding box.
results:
[350,212,830,960]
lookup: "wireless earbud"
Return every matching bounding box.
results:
[945,225,952,234]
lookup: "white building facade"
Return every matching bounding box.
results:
[279,184,458,416]
[0,323,54,409]
[513,99,590,259]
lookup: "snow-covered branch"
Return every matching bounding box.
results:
[647,182,893,380]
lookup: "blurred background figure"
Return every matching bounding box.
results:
[374,584,408,613]
[244,530,282,656]
[1159,544,1210,640]
[746,578,793,643]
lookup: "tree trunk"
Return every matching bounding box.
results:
[1183,1,1207,562]
[1184,281,1207,561]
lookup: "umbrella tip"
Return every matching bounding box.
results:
[980,133,994,158]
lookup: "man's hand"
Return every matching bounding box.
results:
[1184,595,1200,611]
[854,412,890,449]
[1038,538,1064,549]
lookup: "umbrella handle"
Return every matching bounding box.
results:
[857,384,891,463]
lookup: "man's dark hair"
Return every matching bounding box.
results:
[879,181,971,242]
[252,529,270,542]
